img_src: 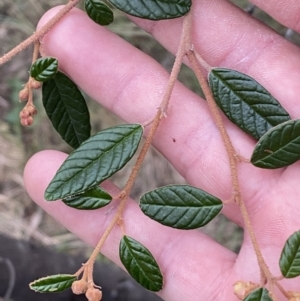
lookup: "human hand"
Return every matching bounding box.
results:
[24,1,300,300]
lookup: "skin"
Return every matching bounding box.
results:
[23,1,300,300]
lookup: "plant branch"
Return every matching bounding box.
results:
[187,50,276,290]
[31,41,40,64]
[274,279,291,299]
[0,0,82,66]
[86,194,127,283]
[123,12,192,196]
[187,50,240,198]
[159,12,192,114]
[83,12,193,284]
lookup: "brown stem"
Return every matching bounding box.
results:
[193,50,212,72]
[123,112,161,197]
[86,195,127,283]
[26,41,40,108]
[84,12,193,284]
[31,41,40,64]
[159,12,192,114]
[123,12,192,196]
[0,0,82,66]
[187,50,275,287]
[274,279,291,299]
[239,199,273,280]
[74,265,84,277]
[187,50,240,198]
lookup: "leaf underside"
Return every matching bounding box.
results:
[279,230,300,278]
[243,288,273,301]
[63,186,112,210]
[29,274,76,293]
[45,124,143,201]
[30,56,58,82]
[85,0,114,26]
[42,71,91,149]
[251,119,300,169]
[209,68,290,140]
[119,236,163,292]
[108,0,191,20]
[140,185,223,229]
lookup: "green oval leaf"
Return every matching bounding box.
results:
[30,57,58,82]
[209,68,290,140]
[119,236,163,292]
[85,0,114,26]
[29,274,76,293]
[42,71,91,149]
[45,124,143,201]
[244,288,273,301]
[279,230,300,278]
[108,0,191,20]
[63,186,112,210]
[251,119,300,169]
[140,185,223,229]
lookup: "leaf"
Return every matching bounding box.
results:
[45,124,143,201]
[30,57,58,82]
[209,68,290,140]
[251,119,300,169]
[119,236,163,292]
[140,185,223,229]
[85,0,114,26]
[279,230,300,278]
[42,71,91,149]
[243,288,273,301]
[63,186,112,210]
[29,274,76,293]
[108,0,191,20]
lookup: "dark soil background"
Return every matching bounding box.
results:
[1,1,299,300]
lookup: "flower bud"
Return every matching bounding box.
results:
[233,281,259,300]
[85,287,102,301]
[19,109,29,119]
[27,105,37,115]
[19,87,29,101]
[26,116,34,126]
[20,117,28,126]
[30,79,42,89]
[71,279,88,295]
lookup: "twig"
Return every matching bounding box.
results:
[187,50,276,290]
[0,0,82,66]
[83,12,193,284]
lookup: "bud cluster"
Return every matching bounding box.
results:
[19,104,37,126]
[289,291,300,301]
[72,279,102,301]
[86,287,102,301]
[18,77,42,126]
[233,281,259,300]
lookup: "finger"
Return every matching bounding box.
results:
[129,0,300,118]
[244,0,300,32]
[24,150,238,301]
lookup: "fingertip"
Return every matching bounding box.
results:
[36,5,64,31]
[23,150,67,203]
[36,6,97,64]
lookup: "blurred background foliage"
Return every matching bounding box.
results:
[1,0,300,259]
